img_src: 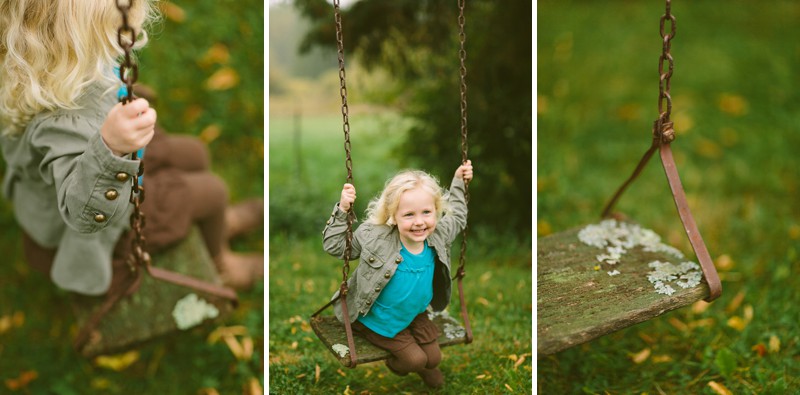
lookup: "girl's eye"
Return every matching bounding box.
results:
[423,210,432,215]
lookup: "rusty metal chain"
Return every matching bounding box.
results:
[115,0,150,270]
[456,0,470,279]
[655,0,676,145]
[333,0,355,289]
[601,0,677,218]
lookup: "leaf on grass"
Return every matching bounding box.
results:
[94,350,140,371]
[537,221,552,237]
[691,300,711,314]
[479,271,492,283]
[476,297,490,306]
[630,348,651,364]
[160,2,186,23]
[769,335,780,353]
[688,318,716,329]
[726,316,747,331]
[197,389,220,395]
[476,374,487,379]
[315,364,321,384]
[743,305,753,322]
[638,333,656,344]
[199,124,222,144]
[514,355,526,369]
[4,370,38,391]
[652,355,673,363]
[343,385,354,395]
[205,67,240,91]
[200,43,231,66]
[718,93,748,116]
[207,325,248,343]
[504,383,514,392]
[726,291,745,313]
[506,354,518,361]
[751,343,766,357]
[708,381,733,395]
[715,255,734,271]
[336,369,347,377]
[668,317,688,332]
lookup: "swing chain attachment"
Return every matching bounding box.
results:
[115,0,150,270]
[655,0,676,146]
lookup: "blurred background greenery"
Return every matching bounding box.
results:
[269,0,532,393]
[539,0,800,393]
[0,1,264,394]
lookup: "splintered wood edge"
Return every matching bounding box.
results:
[537,224,710,357]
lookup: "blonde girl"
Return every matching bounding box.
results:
[323,160,473,389]
[0,0,262,295]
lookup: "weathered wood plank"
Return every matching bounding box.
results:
[72,227,234,358]
[537,225,709,357]
[311,312,468,365]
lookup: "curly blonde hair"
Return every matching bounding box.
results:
[365,170,450,226]
[0,0,159,135]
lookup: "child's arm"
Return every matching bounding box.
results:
[322,183,362,260]
[437,160,474,242]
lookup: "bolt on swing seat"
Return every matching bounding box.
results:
[309,0,473,367]
[537,0,721,358]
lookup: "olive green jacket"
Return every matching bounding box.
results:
[322,177,468,324]
[1,83,141,295]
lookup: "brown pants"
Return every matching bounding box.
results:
[22,128,228,280]
[353,313,442,374]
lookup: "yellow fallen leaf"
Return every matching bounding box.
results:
[291,341,298,349]
[514,355,526,369]
[479,271,492,283]
[477,297,490,306]
[343,385,354,395]
[336,369,347,377]
[315,364,321,383]
[201,43,231,66]
[691,300,711,314]
[0,316,10,334]
[199,124,221,144]
[630,348,651,364]
[715,255,734,271]
[205,67,240,90]
[207,325,248,343]
[160,2,186,23]
[708,380,733,395]
[718,93,748,116]
[4,370,38,391]
[743,305,753,323]
[504,383,514,392]
[668,317,688,332]
[695,137,722,159]
[537,221,552,236]
[223,335,245,360]
[94,350,140,371]
[727,316,747,331]
[476,374,486,379]
[726,291,745,313]
[651,355,673,363]
[507,354,518,361]
[769,335,780,353]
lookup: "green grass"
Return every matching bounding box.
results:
[268,110,533,393]
[0,1,263,393]
[538,0,800,393]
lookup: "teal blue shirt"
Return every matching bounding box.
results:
[358,241,435,337]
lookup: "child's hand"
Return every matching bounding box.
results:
[455,159,473,182]
[339,183,357,212]
[100,98,157,156]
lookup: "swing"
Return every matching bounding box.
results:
[69,0,238,358]
[537,0,722,357]
[309,0,473,367]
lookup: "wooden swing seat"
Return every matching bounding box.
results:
[537,224,709,357]
[71,227,234,358]
[311,311,469,365]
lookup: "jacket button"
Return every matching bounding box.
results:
[384,271,391,278]
[374,286,380,292]
[94,213,106,223]
[395,257,402,264]
[115,172,130,182]
[368,257,375,263]
[359,310,365,315]
[366,299,372,305]
[105,189,119,200]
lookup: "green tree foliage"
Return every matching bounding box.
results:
[293,0,532,237]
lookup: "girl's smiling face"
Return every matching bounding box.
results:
[393,187,437,253]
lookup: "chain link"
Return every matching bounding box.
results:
[333,0,354,289]
[456,0,470,279]
[656,0,676,143]
[115,0,150,270]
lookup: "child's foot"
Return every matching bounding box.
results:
[417,367,444,389]
[215,250,264,290]
[225,198,264,239]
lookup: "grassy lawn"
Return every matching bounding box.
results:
[268,110,533,393]
[0,1,264,393]
[538,0,800,393]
